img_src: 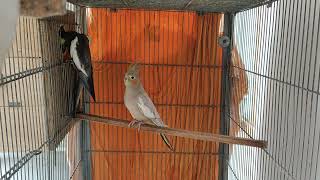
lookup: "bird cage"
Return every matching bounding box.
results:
[0,0,319,180]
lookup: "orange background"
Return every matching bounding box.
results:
[86,9,223,179]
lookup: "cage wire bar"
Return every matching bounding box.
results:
[0,3,87,180]
[81,7,92,180]
[219,12,233,180]
[228,0,320,180]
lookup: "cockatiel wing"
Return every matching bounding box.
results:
[136,93,166,127]
[70,34,96,101]
[71,34,91,73]
[76,34,91,67]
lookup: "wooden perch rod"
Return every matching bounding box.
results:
[76,114,268,149]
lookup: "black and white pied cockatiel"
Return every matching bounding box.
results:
[59,25,96,116]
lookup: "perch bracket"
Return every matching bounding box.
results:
[218,35,231,48]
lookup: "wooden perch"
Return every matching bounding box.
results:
[76,114,268,149]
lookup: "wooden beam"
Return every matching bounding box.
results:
[76,114,268,149]
[20,0,66,18]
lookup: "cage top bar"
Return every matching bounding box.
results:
[68,0,270,13]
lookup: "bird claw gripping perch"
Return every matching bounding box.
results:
[128,119,144,132]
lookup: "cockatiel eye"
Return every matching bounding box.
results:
[130,76,135,79]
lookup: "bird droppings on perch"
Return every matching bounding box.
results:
[75,114,268,149]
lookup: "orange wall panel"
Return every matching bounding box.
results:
[87,9,223,180]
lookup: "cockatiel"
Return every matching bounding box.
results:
[59,26,96,115]
[124,63,174,151]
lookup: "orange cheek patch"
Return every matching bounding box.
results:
[131,79,138,85]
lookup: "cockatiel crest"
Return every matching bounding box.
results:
[127,63,140,74]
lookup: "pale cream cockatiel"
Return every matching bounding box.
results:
[124,63,174,151]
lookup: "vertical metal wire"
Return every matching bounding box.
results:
[177,11,182,179]
[171,11,176,178]
[7,31,16,180]
[133,10,138,180]
[16,17,25,180]
[287,0,299,176]
[295,0,307,178]
[104,8,109,180]
[97,9,103,178]
[298,0,313,179]
[128,10,132,180]
[281,0,291,178]
[279,0,291,178]
[150,10,154,180]
[8,28,19,180]
[96,8,101,180]
[211,14,218,180]
[304,0,318,179]
[264,1,279,179]
[309,2,320,179]
[24,16,33,180]
[180,12,190,178]
[33,19,43,180]
[254,5,269,179]
[165,10,170,179]
[272,0,286,178]
[119,10,124,180]
[158,11,163,180]
[32,17,42,180]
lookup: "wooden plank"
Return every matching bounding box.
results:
[20,0,66,18]
[76,114,268,149]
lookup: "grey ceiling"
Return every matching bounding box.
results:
[69,0,271,12]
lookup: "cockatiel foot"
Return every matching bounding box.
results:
[128,119,144,132]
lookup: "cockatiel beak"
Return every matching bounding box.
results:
[124,76,128,85]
